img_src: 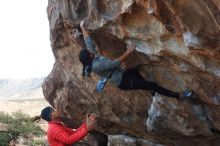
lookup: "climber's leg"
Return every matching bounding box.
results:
[118,69,180,98]
[143,81,180,98]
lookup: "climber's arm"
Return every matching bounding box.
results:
[117,44,136,63]
[80,21,99,55]
[80,20,89,39]
[92,45,136,72]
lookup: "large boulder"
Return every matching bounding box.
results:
[43,0,220,145]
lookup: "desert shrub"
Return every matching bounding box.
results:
[0,111,45,145]
[24,138,48,146]
[0,133,10,146]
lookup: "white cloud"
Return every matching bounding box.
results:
[0,0,54,79]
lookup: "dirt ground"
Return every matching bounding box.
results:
[0,99,49,116]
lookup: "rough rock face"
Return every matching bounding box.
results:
[43,0,220,145]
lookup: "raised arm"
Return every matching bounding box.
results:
[52,123,88,144]
[117,44,135,63]
[80,21,99,55]
[80,21,89,39]
[52,114,96,144]
[92,45,136,72]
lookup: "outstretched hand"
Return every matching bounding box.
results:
[85,113,97,131]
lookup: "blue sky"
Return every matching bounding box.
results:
[0,0,54,79]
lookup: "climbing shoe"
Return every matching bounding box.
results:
[179,90,194,100]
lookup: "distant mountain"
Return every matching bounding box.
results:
[0,78,44,100]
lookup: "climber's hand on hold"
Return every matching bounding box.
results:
[80,20,90,38]
[80,20,85,28]
[118,44,136,63]
[127,44,136,54]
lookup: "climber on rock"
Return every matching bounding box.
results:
[38,106,96,146]
[79,20,193,100]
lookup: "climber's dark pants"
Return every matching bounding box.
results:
[118,68,180,98]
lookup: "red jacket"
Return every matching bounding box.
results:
[47,121,88,146]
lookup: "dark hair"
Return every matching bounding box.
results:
[79,48,93,77]
[40,106,53,122]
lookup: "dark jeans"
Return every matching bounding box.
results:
[118,68,180,98]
